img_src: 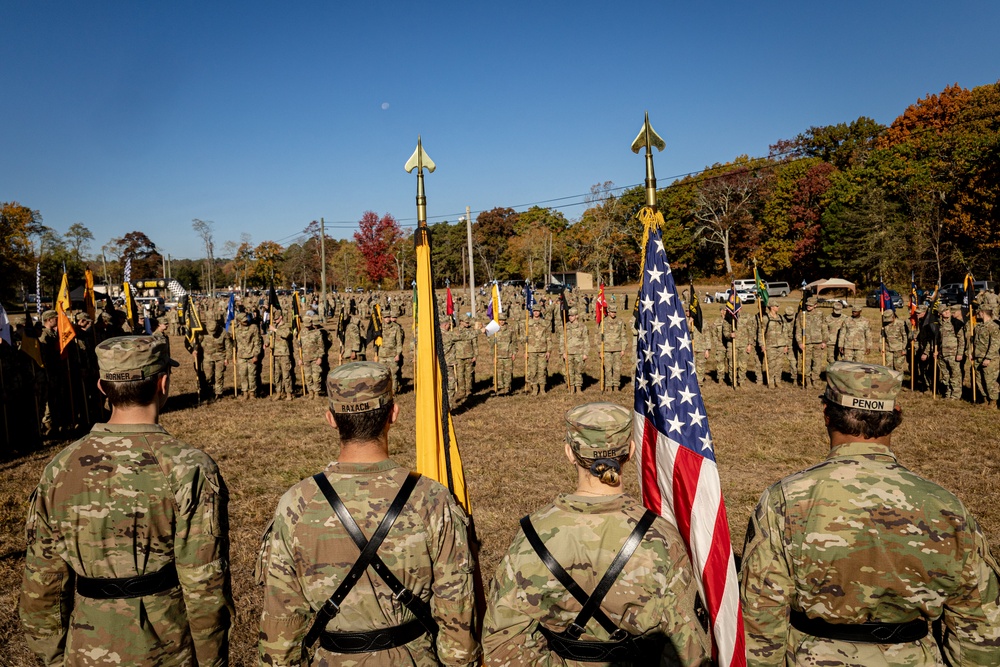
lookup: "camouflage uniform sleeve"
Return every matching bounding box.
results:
[739,484,793,666]
[939,510,1000,664]
[258,499,312,666]
[482,535,542,664]
[19,480,74,666]
[429,491,480,666]
[173,454,234,666]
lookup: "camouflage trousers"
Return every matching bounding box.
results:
[272,355,293,397]
[938,355,962,399]
[785,348,798,383]
[566,354,585,389]
[799,343,826,387]
[455,359,474,399]
[305,359,324,396]
[603,349,623,390]
[237,357,259,396]
[713,348,726,381]
[202,358,227,397]
[885,348,908,373]
[725,344,750,386]
[841,348,867,363]
[526,353,547,388]
[975,360,998,404]
[494,357,513,394]
[380,354,401,394]
[762,347,784,387]
[690,350,708,384]
[826,344,838,366]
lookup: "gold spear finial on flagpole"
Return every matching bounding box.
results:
[405,135,436,227]
[631,111,666,210]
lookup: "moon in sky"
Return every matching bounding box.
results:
[381,102,390,110]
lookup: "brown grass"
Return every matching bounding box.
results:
[2,291,998,666]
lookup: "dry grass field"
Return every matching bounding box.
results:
[1,290,998,666]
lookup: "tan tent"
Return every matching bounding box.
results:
[804,278,856,296]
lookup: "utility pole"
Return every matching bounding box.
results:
[101,252,111,291]
[162,254,167,279]
[320,217,327,322]
[465,205,476,316]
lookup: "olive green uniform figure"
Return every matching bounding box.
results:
[723,314,755,387]
[525,311,552,395]
[453,317,478,402]
[560,308,590,393]
[837,307,873,363]
[740,361,1000,666]
[490,313,517,395]
[712,309,727,382]
[824,302,845,365]
[38,311,65,435]
[300,316,329,398]
[881,311,910,373]
[936,304,966,400]
[269,310,295,400]
[379,309,405,393]
[781,306,799,384]
[972,308,1000,405]
[793,298,828,387]
[483,403,711,666]
[20,336,233,666]
[600,305,630,391]
[758,304,788,387]
[234,312,263,398]
[343,315,364,362]
[257,363,480,666]
[441,320,458,403]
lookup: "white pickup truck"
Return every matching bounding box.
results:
[714,288,756,304]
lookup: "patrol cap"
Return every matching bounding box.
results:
[303,314,314,326]
[498,311,507,321]
[327,362,394,414]
[42,309,57,321]
[565,402,632,460]
[608,302,618,313]
[938,303,952,313]
[881,310,894,323]
[75,311,92,323]
[832,302,843,312]
[784,306,796,316]
[97,335,179,382]
[806,297,818,307]
[917,304,928,313]
[823,361,902,412]
[851,304,862,313]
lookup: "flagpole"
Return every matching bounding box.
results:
[755,262,769,388]
[933,343,938,399]
[600,316,606,391]
[561,307,570,392]
[269,304,274,398]
[880,279,886,365]
[801,309,807,389]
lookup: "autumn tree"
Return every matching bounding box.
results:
[0,202,45,304]
[354,211,403,288]
[65,223,94,262]
[507,206,567,283]
[770,116,885,171]
[252,240,284,287]
[581,182,636,286]
[473,207,518,283]
[192,219,217,297]
[116,231,162,280]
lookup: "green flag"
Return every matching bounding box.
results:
[754,265,769,308]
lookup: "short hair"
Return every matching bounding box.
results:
[100,372,164,407]
[823,400,902,439]
[332,402,393,442]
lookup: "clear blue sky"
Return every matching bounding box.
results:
[3,1,998,259]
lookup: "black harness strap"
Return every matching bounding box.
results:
[301,472,436,660]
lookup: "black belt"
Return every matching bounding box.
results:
[77,562,179,599]
[790,609,928,644]
[319,618,425,654]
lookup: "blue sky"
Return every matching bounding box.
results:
[3,1,998,259]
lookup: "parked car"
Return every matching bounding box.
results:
[865,289,904,309]
[545,283,566,294]
[938,283,964,305]
[715,288,755,304]
[766,281,791,297]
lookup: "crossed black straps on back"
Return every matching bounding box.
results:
[301,472,438,659]
[520,510,656,639]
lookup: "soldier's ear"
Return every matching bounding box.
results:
[564,442,576,465]
[389,402,399,426]
[97,379,107,397]
[325,409,338,431]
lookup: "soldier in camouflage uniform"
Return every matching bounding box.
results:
[257,362,479,665]
[723,311,755,387]
[740,361,1000,665]
[758,302,788,387]
[441,318,458,404]
[525,309,552,395]
[378,306,405,394]
[837,305,873,363]
[880,310,910,374]
[793,297,828,387]
[972,307,999,406]
[936,303,966,400]
[490,312,517,395]
[712,307,727,383]
[782,306,799,385]
[300,315,329,399]
[266,308,295,400]
[483,402,711,666]
[561,307,590,394]
[600,303,630,391]
[38,310,65,436]
[20,335,233,665]
[688,307,712,385]
[824,302,845,365]
[453,315,478,403]
[234,311,263,399]
[344,314,364,362]
[914,304,937,391]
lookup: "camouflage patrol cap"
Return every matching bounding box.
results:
[41,309,57,321]
[326,362,394,414]
[303,314,314,326]
[96,335,179,382]
[75,311,92,323]
[498,311,507,321]
[851,304,862,313]
[806,297,818,307]
[823,361,902,412]
[565,402,632,460]
[938,303,952,313]
[881,310,894,323]
[784,306,796,316]
[568,307,579,316]
[608,302,618,312]
[832,302,843,312]
[917,304,928,313]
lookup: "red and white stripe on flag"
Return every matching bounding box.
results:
[632,219,745,666]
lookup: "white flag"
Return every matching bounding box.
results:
[0,302,11,346]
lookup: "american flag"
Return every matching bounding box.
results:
[632,223,745,666]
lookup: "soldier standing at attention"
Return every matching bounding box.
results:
[490,312,517,395]
[300,315,328,399]
[782,306,799,385]
[483,403,711,666]
[267,308,295,400]
[601,303,629,391]
[759,302,788,387]
[525,309,552,395]
[936,303,966,400]
[20,335,233,665]
[740,361,1000,665]
[453,315,478,403]
[837,305,872,362]
[257,363,479,666]
[712,307,727,383]
[202,313,231,402]
[234,311,263,399]
[973,307,1000,407]
[793,297,827,387]
[880,310,910,375]
[561,307,590,394]
[344,313,364,362]
[378,306,405,394]
[723,309,754,387]
[824,302,845,365]
[441,318,458,404]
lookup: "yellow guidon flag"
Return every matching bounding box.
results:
[56,270,76,355]
[407,137,471,514]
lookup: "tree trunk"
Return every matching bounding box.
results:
[722,230,733,276]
